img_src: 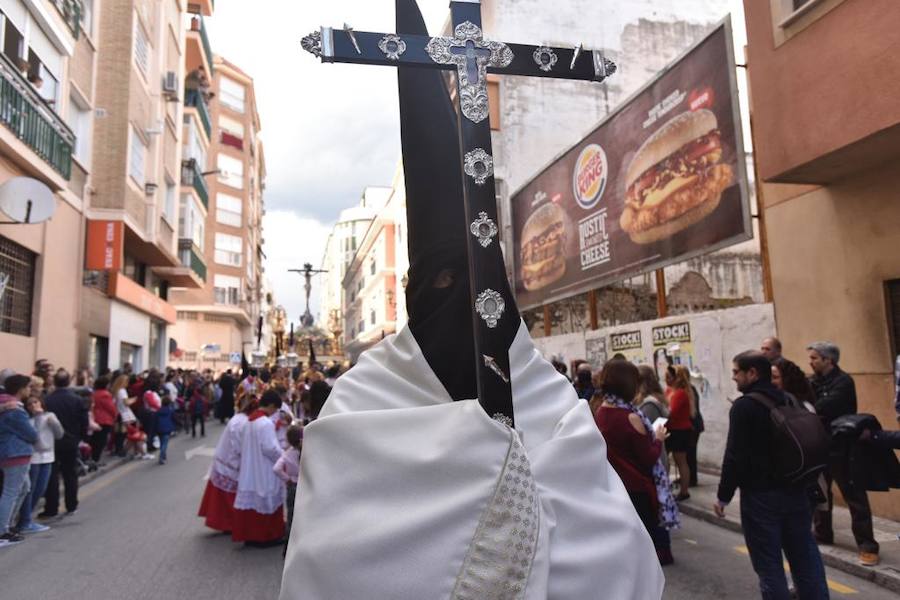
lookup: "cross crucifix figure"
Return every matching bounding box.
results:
[288,263,327,328]
[301,0,616,425]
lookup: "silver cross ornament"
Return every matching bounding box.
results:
[470,211,498,248]
[378,34,407,60]
[475,289,505,328]
[426,21,514,123]
[464,148,494,185]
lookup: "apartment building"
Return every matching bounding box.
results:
[77,0,211,374]
[168,55,266,370]
[317,186,387,352]
[0,0,96,373]
[341,196,397,361]
[745,0,900,519]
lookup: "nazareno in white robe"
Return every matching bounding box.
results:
[280,320,664,599]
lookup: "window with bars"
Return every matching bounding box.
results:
[0,236,36,336]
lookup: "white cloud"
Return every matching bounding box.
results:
[262,211,333,325]
[208,1,450,318]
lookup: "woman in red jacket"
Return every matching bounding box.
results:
[90,375,118,463]
[594,360,669,540]
[665,365,695,501]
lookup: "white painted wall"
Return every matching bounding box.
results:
[108,301,152,371]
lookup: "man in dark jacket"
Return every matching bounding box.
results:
[217,370,236,424]
[41,370,89,518]
[714,351,827,600]
[808,341,879,566]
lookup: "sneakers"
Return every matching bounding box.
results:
[140,453,155,460]
[859,551,880,567]
[18,522,50,534]
[0,532,25,547]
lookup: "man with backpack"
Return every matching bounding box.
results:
[714,351,829,599]
[808,341,880,567]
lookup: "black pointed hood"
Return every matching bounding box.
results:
[396,0,476,401]
[396,0,466,259]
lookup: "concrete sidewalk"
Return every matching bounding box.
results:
[678,472,900,593]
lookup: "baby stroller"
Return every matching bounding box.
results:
[77,441,98,476]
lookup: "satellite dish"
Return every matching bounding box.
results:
[0,177,55,224]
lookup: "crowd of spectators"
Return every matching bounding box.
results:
[0,357,342,548]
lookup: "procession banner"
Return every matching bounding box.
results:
[510,18,750,310]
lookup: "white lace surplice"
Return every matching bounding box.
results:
[280,320,664,599]
[209,413,248,493]
[234,415,285,514]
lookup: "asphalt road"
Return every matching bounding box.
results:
[664,512,894,598]
[0,422,283,600]
[1,422,894,599]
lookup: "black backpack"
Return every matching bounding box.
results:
[748,392,830,485]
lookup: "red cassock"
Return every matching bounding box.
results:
[230,505,285,543]
[198,479,236,532]
[229,409,286,543]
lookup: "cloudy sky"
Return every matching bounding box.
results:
[206,1,450,324]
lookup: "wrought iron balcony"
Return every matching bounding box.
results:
[51,0,84,39]
[0,54,74,179]
[181,158,209,209]
[188,15,215,76]
[185,91,211,139]
[179,238,207,282]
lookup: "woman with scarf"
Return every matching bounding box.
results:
[593,360,680,565]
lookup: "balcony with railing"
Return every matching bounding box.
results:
[181,158,209,210]
[184,90,211,139]
[186,14,214,76]
[179,238,207,282]
[0,54,74,179]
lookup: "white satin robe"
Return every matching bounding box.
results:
[280,320,664,599]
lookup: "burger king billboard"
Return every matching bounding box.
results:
[511,19,751,310]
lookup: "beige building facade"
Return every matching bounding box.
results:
[0,0,96,373]
[342,193,397,361]
[745,0,900,520]
[77,0,211,374]
[169,55,266,371]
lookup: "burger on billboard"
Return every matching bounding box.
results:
[572,144,608,209]
[510,19,751,310]
[620,109,733,244]
[520,201,569,291]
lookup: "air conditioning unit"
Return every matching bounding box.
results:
[163,71,179,96]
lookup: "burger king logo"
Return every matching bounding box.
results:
[572,144,608,209]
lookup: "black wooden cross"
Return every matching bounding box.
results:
[301,0,615,425]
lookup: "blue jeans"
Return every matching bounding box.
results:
[17,463,52,528]
[0,463,31,533]
[158,432,170,463]
[740,488,829,600]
